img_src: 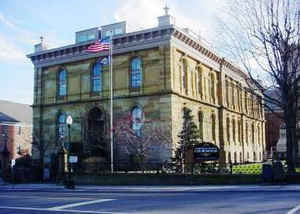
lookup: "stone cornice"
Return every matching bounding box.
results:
[27,23,249,84]
[27,26,174,68]
[171,27,248,80]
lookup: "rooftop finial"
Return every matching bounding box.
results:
[163,1,169,15]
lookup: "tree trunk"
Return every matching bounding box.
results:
[39,150,45,181]
[285,111,296,174]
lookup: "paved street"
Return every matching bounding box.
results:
[0,185,300,213]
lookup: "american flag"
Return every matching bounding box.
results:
[86,38,110,53]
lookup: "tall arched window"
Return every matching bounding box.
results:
[228,152,231,163]
[57,113,66,140]
[232,119,236,143]
[257,124,260,145]
[238,120,241,143]
[130,57,142,88]
[234,152,237,163]
[211,114,216,142]
[198,111,203,140]
[210,73,215,102]
[246,122,249,145]
[232,83,235,108]
[227,117,230,144]
[58,69,67,96]
[181,59,187,93]
[245,92,248,113]
[252,123,255,144]
[92,61,102,92]
[226,80,229,106]
[131,106,143,137]
[197,66,203,98]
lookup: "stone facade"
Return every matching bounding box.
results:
[28,14,265,167]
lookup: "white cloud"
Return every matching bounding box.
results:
[0,33,28,63]
[114,0,163,31]
[0,12,39,46]
[0,12,17,29]
[114,0,226,46]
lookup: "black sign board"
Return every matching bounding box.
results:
[193,142,220,162]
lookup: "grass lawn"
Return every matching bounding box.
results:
[233,162,300,175]
[233,163,262,175]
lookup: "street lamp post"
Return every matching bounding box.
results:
[65,115,75,189]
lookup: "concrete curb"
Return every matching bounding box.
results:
[1,184,300,193]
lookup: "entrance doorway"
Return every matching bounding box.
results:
[87,108,107,158]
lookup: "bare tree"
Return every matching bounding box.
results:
[216,0,300,173]
[113,112,172,170]
[31,129,53,175]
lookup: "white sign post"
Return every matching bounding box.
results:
[69,156,78,163]
[11,159,15,168]
[66,115,73,126]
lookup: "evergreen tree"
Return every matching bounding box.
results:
[175,107,200,173]
[177,107,200,148]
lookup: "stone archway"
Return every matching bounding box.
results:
[86,108,107,158]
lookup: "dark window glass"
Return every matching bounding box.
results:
[130,58,142,88]
[92,62,102,92]
[58,113,66,139]
[58,69,67,96]
[131,107,143,137]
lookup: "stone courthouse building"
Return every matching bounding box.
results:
[27,8,265,168]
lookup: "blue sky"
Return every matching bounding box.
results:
[0,0,224,104]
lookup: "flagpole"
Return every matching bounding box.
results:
[109,33,114,173]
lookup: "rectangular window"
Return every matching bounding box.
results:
[18,127,22,135]
[93,79,100,92]
[60,84,66,96]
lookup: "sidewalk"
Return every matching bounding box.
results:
[1,183,300,193]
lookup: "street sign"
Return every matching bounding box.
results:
[69,155,78,163]
[11,159,15,168]
[66,115,73,125]
[193,142,220,162]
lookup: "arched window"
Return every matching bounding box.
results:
[57,113,66,140]
[234,152,237,163]
[246,122,249,145]
[232,119,236,143]
[131,106,143,137]
[130,57,142,88]
[212,114,216,142]
[232,83,235,108]
[245,92,248,113]
[238,120,241,143]
[198,111,203,140]
[92,61,102,92]
[228,152,231,163]
[240,152,243,163]
[58,69,67,96]
[210,73,215,102]
[197,66,203,98]
[259,152,262,161]
[181,59,187,93]
[225,80,229,106]
[252,123,255,144]
[227,117,230,144]
[257,124,260,145]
